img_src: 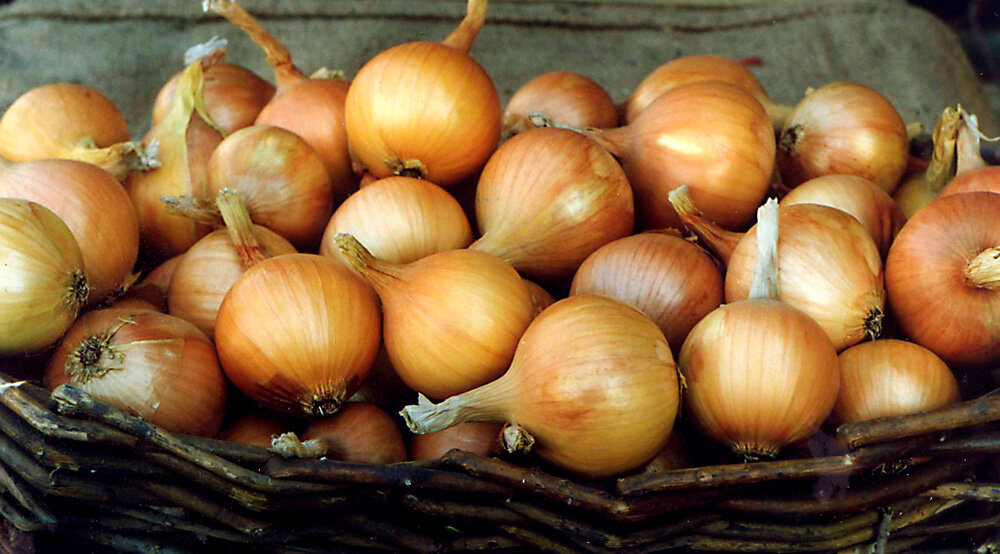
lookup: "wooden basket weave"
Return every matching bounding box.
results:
[0,371,997,554]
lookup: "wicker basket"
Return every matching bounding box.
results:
[0,371,997,554]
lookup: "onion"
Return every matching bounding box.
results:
[345,0,501,186]
[639,430,694,474]
[152,37,276,135]
[127,57,224,259]
[44,309,227,437]
[287,403,408,464]
[319,177,472,267]
[219,411,291,448]
[410,422,503,461]
[206,1,355,188]
[336,234,534,399]
[348,346,414,412]
[885,192,1000,367]
[123,256,184,313]
[523,279,556,317]
[107,297,161,313]
[215,254,381,416]
[403,295,680,478]
[586,81,774,231]
[679,200,840,458]
[778,82,909,193]
[780,175,905,258]
[0,158,139,303]
[0,83,149,181]
[0,199,89,355]
[469,128,634,280]
[939,109,1000,198]
[570,232,723,353]
[624,54,794,129]
[892,107,960,217]
[503,71,617,135]
[834,339,960,424]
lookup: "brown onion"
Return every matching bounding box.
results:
[410,422,503,461]
[778,82,908,193]
[470,128,634,280]
[296,403,408,464]
[503,71,617,135]
[893,107,960,217]
[45,309,227,437]
[218,411,291,448]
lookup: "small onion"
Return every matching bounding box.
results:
[503,71,617,135]
[886,192,1000,367]
[470,128,634,280]
[44,309,227,437]
[833,339,960,424]
[778,82,908,193]
[298,403,408,464]
[218,411,291,448]
[570,232,723,353]
[403,295,680,478]
[893,106,960,217]
[215,254,381,416]
[939,110,1000,198]
[0,199,88,355]
[337,234,534,400]
[319,176,473,266]
[410,422,503,461]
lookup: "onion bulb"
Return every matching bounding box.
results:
[886,192,1000,367]
[215,254,381,416]
[410,422,503,461]
[624,54,794,129]
[0,83,149,181]
[319,176,472,266]
[893,107,960,217]
[44,309,227,437]
[0,199,89,355]
[107,297,161,314]
[292,403,408,464]
[639,431,694,474]
[586,81,774,231]
[219,411,291,448]
[470,128,634,280]
[336,234,534,399]
[679,200,840,458]
[778,83,908,193]
[939,109,1000,198]
[524,280,556,317]
[0,157,139,303]
[570,232,723,353]
[345,0,501,186]
[123,256,184,313]
[503,71,617,135]
[833,339,960,424]
[403,294,680,478]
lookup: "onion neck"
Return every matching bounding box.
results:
[205,0,306,90]
[956,109,989,176]
[442,0,489,54]
[582,126,630,158]
[334,233,405,288]
[923,106,961,193]
[748,199,780,301]
[964,247,1000,290]
[161,195,225,226]
[762,100,794,131]
[66,140,152,181]
[401,384,510,434]
[215,189,268,269]
[667,186,742,265]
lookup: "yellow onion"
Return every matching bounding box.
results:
[219,410,291,448]
[410,422,503,461]
[833,339,960,424]
[295,403,408,464]
[524,279,556,317]
[780,175,905,257]
[0,199,88,355]
[587,81,774,231]
[503,71,617,135]
[345,0,500,186]
[0,157,139,303]
[470,128,634,280]
[337,234,534,400]
[893,107,960,217]
[403,295,680,478]
[319,176,472,266]
[778,82,908,193]
[44,309,227,437]
[886,192,1000,367]
[215,254,381,416]
[680,200,840,458]
[570,232,723,353]
[127,57,224,259]
[0,83,149,180]
[939,109,1000,198]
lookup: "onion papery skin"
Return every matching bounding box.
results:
[302,403,408,464]
[886,192,1000,367]
[215,254,381,416]
[0,159,139,303]
[168,226,296,338]
[0,199,88,355]
[44,309,227,437]
[219,411,291,448]
[503,71,617,135]
[679,299,840,458]
[154,62,276,135]
[345,42,501,187]
[593,82,775,231]
[725,204,885,351]
[410,422,503,461]
[470,128,634,280]
[834,339,960,424]
[570,233,723,353]
[206,125,337,250]
[780,175,905,258]
[938,166,1000,198]
[778,83,908,193]
[319,176,472,266]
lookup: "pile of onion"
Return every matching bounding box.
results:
[892,106,960,217]
[503,71,617,135]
